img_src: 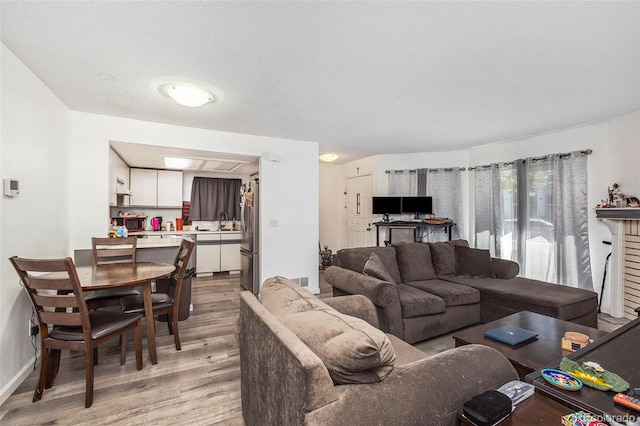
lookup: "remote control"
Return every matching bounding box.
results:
[613,392,640,412]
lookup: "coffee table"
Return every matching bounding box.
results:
[452,311,607,380]
[528,316,640,420]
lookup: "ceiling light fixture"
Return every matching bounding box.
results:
[164,157,196,169]
[157,82,216,107]
[319,153,339,162]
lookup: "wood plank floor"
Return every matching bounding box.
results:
[0,271,629,425]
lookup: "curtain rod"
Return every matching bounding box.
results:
[468,149,592,171]
[384,167,466,174]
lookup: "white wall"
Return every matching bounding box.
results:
[319,163,342,256]
[1,44,71,404]
[609,110,640,197]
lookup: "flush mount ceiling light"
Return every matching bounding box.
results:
[164,157,197,169]
[319,153,339,162]
[157,82,216,107]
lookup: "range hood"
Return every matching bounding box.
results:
[116,178,132,196]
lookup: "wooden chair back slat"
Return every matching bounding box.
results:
[27,276,76,291]
[40,311,83,327]
[33,293,79,309]
[92,237,137,265]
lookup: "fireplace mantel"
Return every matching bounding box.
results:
[595,208,640,220]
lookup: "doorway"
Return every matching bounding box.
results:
[345,174,374,248]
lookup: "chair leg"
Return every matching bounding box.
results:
[45,349,61,389]
[120,331,127,366]
[171,314,181,351]
[167,318,173,335]
[85,348,95,408]
[134,320,143,370]
[34,348,49,402]
[93,347,99,366]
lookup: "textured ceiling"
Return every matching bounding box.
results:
[1,1,639,164]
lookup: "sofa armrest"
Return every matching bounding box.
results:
[323,295,380,329]
[491,257,519,279]
[324,266,403,339]
[306,344,518,425]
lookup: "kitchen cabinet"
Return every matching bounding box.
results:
[220,233,241,271]
[196,234,221,274]
[129,168,183,207]
[195,232,241,276]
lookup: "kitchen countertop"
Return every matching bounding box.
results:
[130,230,241,248]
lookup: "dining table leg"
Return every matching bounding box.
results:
[142,282,158,365]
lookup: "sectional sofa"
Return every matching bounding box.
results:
[325,240,598,344]
[236,276,518,425]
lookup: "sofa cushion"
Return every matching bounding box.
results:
[428,239,469,276]
[363,252,397,284]
[473,277,597,321]
[454,246,495,278]
[261,277,396,385]
[396,283,446,317]
[392,242,437,282]
[405,279,481,306]
[336,246,402,284]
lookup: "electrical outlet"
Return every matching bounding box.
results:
[28,319,39,337]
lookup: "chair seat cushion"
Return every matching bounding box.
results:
[396,284,445,317]
[49,311,142,341]
[84,288,141,302]
[120,293,174,313]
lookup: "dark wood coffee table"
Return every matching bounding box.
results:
[452,311,607,380]
[528,316,640,420]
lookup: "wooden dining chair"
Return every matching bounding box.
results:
[120,239,195,350]
[85,237,141,309]
[9,256,143,408]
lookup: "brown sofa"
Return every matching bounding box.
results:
[236,276,518,425]
[325,240,598,344]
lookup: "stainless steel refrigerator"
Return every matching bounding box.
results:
[240,178,259,294]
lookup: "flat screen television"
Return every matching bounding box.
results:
[372,196,402,215]
[401,196,433,214]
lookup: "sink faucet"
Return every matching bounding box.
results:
[218,212,228,230]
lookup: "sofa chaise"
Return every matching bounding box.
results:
[236,276,518,425]
[325,240,598,344]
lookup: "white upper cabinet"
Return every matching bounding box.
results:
[129,168,183,207]
[157,170,183,207]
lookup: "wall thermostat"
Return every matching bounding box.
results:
[4,178,19,197]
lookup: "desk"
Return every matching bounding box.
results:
[74,262,175,365]
[373,221,455,246]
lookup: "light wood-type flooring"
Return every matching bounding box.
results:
[0,271,630,425]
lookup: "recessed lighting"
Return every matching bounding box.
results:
[158,82,216,107]
[165,157,196,169]
[319,153,339,162]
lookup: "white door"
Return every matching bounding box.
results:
[345,175,374,248]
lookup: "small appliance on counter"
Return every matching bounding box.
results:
[110,215,146,232]
[151,217,163,231]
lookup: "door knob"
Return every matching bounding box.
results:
[366,227,371,231]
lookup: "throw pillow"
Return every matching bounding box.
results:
[363,252,397,284]
[281,308,396,385]
[454,245,496,278]
[392,242,437,282]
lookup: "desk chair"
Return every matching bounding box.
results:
[389,227,417,244]
[85,237,141,310]
[9,256,143,408]
[121,239,195,350]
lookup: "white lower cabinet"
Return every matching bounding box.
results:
[196,233,241,275]
[196,234,221,274]
[220,233,241,271]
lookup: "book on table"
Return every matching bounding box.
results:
[497,380,535,405]
[484,325,538,346]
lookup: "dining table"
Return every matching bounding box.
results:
[72,262,176,365]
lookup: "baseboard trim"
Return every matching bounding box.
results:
[0,355,36,407]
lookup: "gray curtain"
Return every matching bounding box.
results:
[425,168,463,242]
[190,177,242,221]
[473,151,592,290]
